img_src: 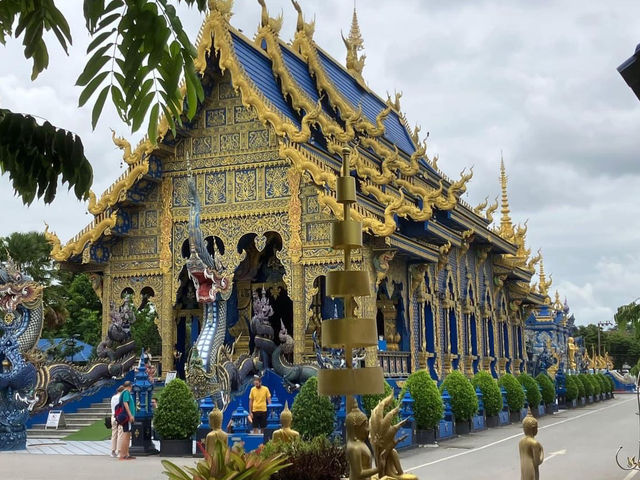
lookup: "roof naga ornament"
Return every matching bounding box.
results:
[342,7,366,84]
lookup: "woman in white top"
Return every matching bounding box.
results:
[110,385,125,458]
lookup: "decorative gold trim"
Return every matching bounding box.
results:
[45,212,117,261]
[287,167,303,263]
[159,176,173,274]
[88,161,150,214]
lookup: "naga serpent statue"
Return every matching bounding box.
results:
[0,258,137,450]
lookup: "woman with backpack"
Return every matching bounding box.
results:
[116,381,136,460]
[110,385,125,458]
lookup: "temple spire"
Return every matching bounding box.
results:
[348,4,364,51]
[342,2,366,83]
[499,152,513,238]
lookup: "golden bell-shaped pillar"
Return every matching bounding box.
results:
[317,147,384,398]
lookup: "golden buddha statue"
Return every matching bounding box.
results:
[271,402,300,443]
[519,408,544,480]
[205,406,228,456]
[567,337,577,371]
[345,396,417,480]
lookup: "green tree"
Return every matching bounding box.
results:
[0,0,207,204]
[518,373,542,408]
[439,371,478,422]
[498,373,525,412]
[291,377,335,440]
[472,371,503,417]
[132,301,162,356]
[615,300,640,337]
[400,370,444,431]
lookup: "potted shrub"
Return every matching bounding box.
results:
[517,374,542,417]
[575,374,586,405]
[590,374,602,400]
[163,440,289,480]
[606,374,615,397]
[291,377,335,440]
[260,436,347,480]
[578,374,593,403]
[472,371,502,428]
[499,373,525,423]
[597,374,610,399]
[440,370,478,435]
[536,373,556,414]
[565,375,578,408]
[154,378,200,456]
[400,370,443,444]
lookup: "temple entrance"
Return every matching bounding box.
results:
[376,282,399,351]
[227,232,293,361]
[174,263,200,379]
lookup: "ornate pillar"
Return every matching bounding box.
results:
[160,272,174,376]
[287,168,305,364]
[362,245,378,368]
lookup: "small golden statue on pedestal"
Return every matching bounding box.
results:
[271,402,299,444]
[519,408,544,480]
[345,395,417,480]
[205,406,228,457]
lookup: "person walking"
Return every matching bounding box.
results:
[248,375,270,434]
[118,381,136,460]
[110,385,125,458]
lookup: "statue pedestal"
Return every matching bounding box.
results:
[130,417,158,456]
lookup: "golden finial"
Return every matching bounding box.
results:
[499,152,514,239]
[538,254,552,302]
[341,1,366,83]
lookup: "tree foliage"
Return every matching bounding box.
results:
[400,370,443,430]
[291,377,335,440]
[260,437,347,480]
[154,378,199,440]
[131,300,162,355]
[615,300,640,338]
[0,0,208,204]
[565,375,578,402]
[0,109,92,204]
[439,370,478,422]
[472,371,503,417]
[498,373,525,412]
[577,374,593,397]
[535,373,556,405]
[518,373,542,407]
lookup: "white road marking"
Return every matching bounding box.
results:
[623,469,639,480]
[545,449,567,462]
[406,397,635,473]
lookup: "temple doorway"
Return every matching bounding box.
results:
[227,232,293,360]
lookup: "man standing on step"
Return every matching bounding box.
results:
[110,385,124,458]
[248,375,270,434]
[118,381,136,460]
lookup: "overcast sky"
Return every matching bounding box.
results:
[1,0,639,326]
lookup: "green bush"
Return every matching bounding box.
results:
[291,377,335,440]
[606,374,615,393]
[535,373,556,405]
[518,373,542,407]
[596,374,609,394]
[578,374,593,397]
[362,380,398,418]
[499,373,525,412]
[439,370,478,422]
[565,375,578,402]
[400,370,444,430]
[588,374,601,396]
[575,374,586,398]
[472,371,502,416]
[260,436,347,480]
[154,378,200,440]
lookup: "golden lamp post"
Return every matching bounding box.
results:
[317,147,384,401]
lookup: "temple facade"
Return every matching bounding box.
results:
[46,1,555,382]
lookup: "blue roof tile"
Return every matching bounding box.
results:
[316,49,415,154]
[230,32,300,127]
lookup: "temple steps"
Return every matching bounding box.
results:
[28,399,114,440]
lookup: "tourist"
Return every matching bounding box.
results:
[248,375,270,434]
[118,381,136,460]
[110,385,124,458]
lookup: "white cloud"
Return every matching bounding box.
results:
[1,0,639,325]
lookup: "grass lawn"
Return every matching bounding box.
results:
[64,419,111,441]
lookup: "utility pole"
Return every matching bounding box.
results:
[597,321,613,357]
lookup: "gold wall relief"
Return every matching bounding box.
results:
[159,176,173,274]
[287,168,303,263]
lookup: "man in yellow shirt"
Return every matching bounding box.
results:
[248,375,271,434]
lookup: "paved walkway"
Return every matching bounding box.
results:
[1,396,637,480]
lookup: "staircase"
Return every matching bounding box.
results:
[28,399,113,439]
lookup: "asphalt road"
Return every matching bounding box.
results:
[0,395,637,480]
[400,394,640,480]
